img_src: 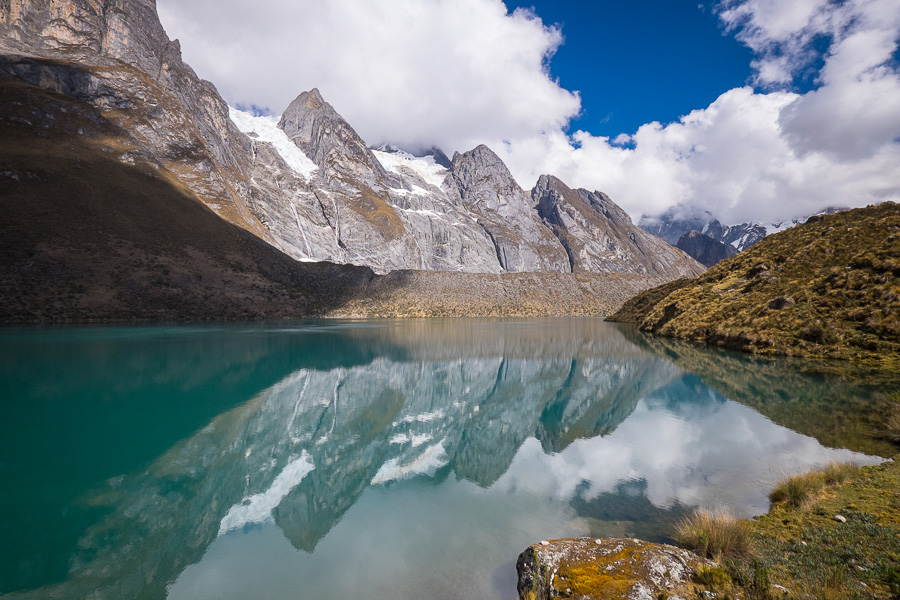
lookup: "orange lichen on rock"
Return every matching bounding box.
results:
[516,537,710,600]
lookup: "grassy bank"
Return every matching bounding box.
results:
[608,202,900,367]
[679,458,900,599]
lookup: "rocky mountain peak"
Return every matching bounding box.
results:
[278,88,392,184]
[450,144,517,184]
[450,144,524,211]
[303,87,325,109]
[532,174,565,200]
[532,175,704,277]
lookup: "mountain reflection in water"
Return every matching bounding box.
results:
[0,319,885,600]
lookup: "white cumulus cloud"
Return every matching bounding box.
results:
[157,0,579,154]
[158,0,900,225]
[498,0,900,223]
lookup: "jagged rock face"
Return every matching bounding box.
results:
[0,0,268,239]
[533,175,705,277]
[450,145,570,273]
[1,0,703,281]
[270,89,504,273]
[279,88,397,186]
[677,230,738,267]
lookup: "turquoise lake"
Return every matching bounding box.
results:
[0,318,890,599]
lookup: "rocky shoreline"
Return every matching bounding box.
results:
[516,456,900,599]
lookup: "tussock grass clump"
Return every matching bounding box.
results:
[820,461,860,485]
[885,391,900,444]
[692,564,732,588]
[769,462,861,509]
[769,472,827,509]
[674,509,753,560]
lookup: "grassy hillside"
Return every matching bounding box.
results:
[609,203,900,365]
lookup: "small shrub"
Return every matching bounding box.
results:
[769,472,826,509]
[792,568,855,600]
[674,509,753,560]
[693,564,732,588]
[726,560,774,600]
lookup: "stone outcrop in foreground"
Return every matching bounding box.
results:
[516,538,708,600]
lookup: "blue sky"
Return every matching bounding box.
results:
[159,0,900,223]
[505,0,756,138]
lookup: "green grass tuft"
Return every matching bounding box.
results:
[821,461,861,485]
[770,462,862,509]
[769,472,827,510]
[674,509,753,560]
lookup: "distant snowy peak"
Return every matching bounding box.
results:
[640,206,848,254]
[228,107,318,179]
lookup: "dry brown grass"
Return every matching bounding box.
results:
[674,509,753,560]
[608,202,900,364]
[789,569,856,600]
[885,392,900,444]
[769,462,860,509]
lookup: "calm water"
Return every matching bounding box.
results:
[0,319,891,599]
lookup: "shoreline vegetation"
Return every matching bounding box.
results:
[521,457,900,600]
[674,457,900,600]
[522,376,900,599]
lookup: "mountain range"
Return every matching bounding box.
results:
[0,0,704,321]
[639,205,847,266]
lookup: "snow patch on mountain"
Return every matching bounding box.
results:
[228,107,318,179]
[372,148,448,188]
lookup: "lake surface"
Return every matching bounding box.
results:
[0,318,892,599]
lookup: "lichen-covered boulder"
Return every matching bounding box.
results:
[516,537,710,600]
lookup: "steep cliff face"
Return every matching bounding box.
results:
[280,88,397,186]
[533,175,705,277]
[1,0,702,290]
[0,0,267,237]
[269,90,504,273]
[450,145,571,273]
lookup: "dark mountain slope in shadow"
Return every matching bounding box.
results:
[0,74,374,323]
